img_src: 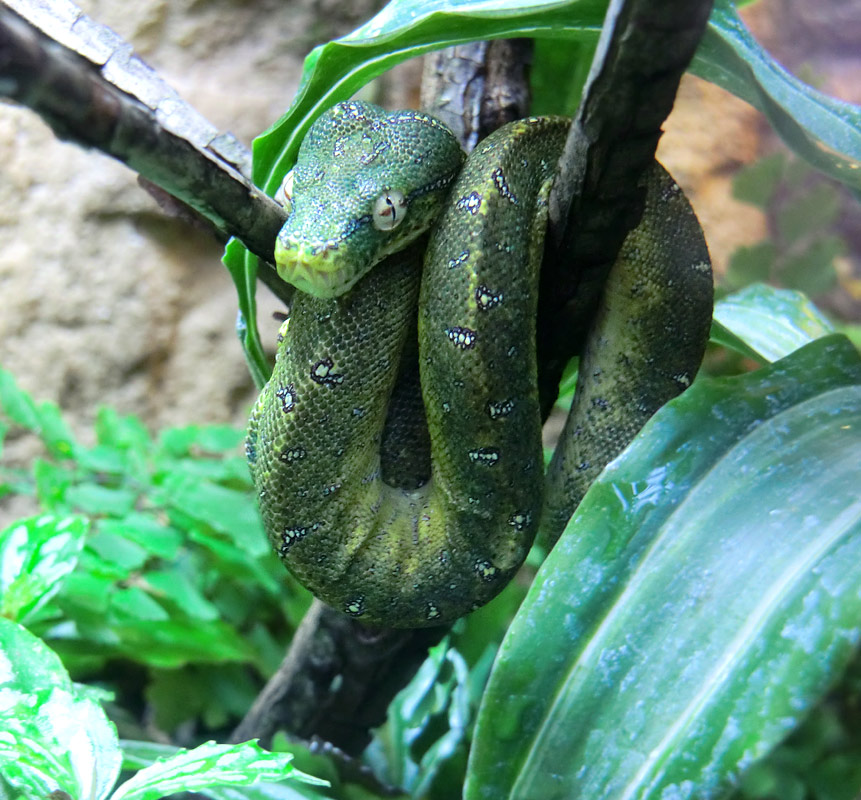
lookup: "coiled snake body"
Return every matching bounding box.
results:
[247,101,713,627]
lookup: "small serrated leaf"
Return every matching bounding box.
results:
[0,515,88,624]
[0,619,121,800]
[110,740,326,800]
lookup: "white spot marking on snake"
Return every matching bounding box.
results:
[445,326,477,349]
[475,285,504,311]
[468,448,500,467]
[474,560,499,581]
[491,167,517,203]
[456,191,482,215]
[487,398,515,418]
[276,383,297,413]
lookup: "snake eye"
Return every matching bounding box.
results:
[275,170,295,213]
[372,190,408,231]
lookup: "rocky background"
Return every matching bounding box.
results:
[0,0,858,464]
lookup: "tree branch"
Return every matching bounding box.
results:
[537,0,715,413]
[0,1,289,301]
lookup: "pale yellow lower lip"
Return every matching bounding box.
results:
[274,241,353,299]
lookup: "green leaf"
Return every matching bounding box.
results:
[156,472,268,556]
[246,0,859,202]
[0,368,41,430]
[694,0,861,190]
[776,182,843,246]
[65,483,138,517]
[223,248,272,391]
[731,152,786,208]
[725,242,775,289]
[158,424,245,457]
[0,614,73,694]
[120,740,335,800]
[0,515,88,624]
[94,407,152,452]
[778,235,842,297]
[144,568,220,621]
[0,619,121,800]
[531,37,595,116]
[33,459,74,511]
[110,740,327,800]
[97,513,182,561]
[110,618,253,668]
[111,586,170,622]
[87,528,149,572]
[0,370,77,460]
[711,283,835,363]
[466,335,861,800]
[75,444,133,476]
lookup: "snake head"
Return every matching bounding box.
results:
[274,101,465,299]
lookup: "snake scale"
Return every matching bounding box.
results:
[247,100,713,628]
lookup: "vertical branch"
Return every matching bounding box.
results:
[537,0,715,412]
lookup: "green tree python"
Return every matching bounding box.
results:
[247,101,713,628]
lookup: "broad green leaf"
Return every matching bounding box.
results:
[0,619,121,800]
[97,513,183,561]
[224,250,271,391]
[156,472,268,556]
[0,515,87,624]
[711,283,835,363]
[65,483,138,517]
[248,0,860,202]
[110,740,327,800]
[466,335,861,800]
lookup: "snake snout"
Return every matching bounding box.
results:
[274,236,359,299]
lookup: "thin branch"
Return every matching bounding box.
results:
[537,0,715,413]
[0,1,289,301]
